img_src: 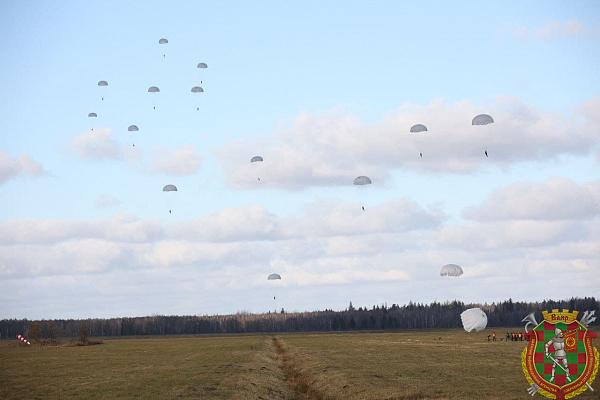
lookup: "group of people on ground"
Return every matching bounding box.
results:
[486,331,528,342]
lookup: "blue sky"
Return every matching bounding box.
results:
[1,1,599,319]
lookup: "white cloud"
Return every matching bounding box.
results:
[464,178,600,221]
[220,98,600,189]
[512,20,598,40]
[152,145,201,176]
[0,151,45,184]
[72,128,123,160]
[1,179,599,317]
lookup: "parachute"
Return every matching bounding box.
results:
[440,264,463,277]
[250,156,263,163]
[472,114,494,126]
[410,124,427,133]
[197,62,208,69]
[158,38,168,44]
[267,273,281,280]
[191,86,204,93]
[460,308,488,332]
[163,184,177,192]
[88,113,97,118]
[97,81,108,101]
[353,176,372,185]
[128,125,139,132]
[250,156,264,181]
[147,86,160,93]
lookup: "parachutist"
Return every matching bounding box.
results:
[196,107,199,111]
[484,150,488,157]
[169,210,172,214]
[362,206,365,211]
[419,152,422,158]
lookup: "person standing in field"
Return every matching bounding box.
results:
[492,331,496,342]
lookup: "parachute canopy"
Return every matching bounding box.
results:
[353,176,372,185]
[460,308,488,332]
[268,273,281,280]
[88,112,97,118]
[97,80,108,87]
[147,86,160,93]
[250,156,263,163]
[197,62,208,69]
[472,114,494,126]
[162,184,177,192]
[191,86,204,93]
[128,125,139,132]
[410,124,428,133]
[159,38,168,44]
[440,264,463,277]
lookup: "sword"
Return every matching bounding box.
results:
[546,353,594,391]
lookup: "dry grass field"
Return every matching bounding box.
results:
[1,329,599,399]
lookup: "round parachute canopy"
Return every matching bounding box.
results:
[268,273,281,280]
[472,114,494,126]
[147,86,160,93]
[440,264,463,277]
[191,86,204,93]
[250,156,263,163]
[410,124,428,133]
[97,80,108,87]
[159,38,168,44]
[128,125,139,132]
[353,176,372,185]
[460,308,488,332]
[88,112,97,118]
[162,184,178,192]
[197,62,208,69]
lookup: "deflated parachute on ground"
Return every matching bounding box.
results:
[440,264,463,277]
[472,114,494,125]
[460,308,488,332]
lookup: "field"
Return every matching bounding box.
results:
[1,329,598,399]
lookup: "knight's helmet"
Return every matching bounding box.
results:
[554,327,563,337]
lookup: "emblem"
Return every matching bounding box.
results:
[521,309,598,399]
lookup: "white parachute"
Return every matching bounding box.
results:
[440,264,463,277]
[460,308,488,332]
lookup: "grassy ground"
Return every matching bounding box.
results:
[1,329,598,399]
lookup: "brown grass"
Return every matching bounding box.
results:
[1,328,598,399]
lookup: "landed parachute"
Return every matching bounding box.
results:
[197,62,208,69]
[267,273,281,280]
[353,176,372,185]
[461,308,488,332]
[163,184,177,192]
[440,264,463,277]
[472,114,494,126]
[410,124,427,133]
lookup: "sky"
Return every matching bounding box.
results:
[1,1,599,319]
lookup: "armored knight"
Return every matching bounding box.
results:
[545,328,570,382]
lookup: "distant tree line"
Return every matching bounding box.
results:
[0,297,597,340]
